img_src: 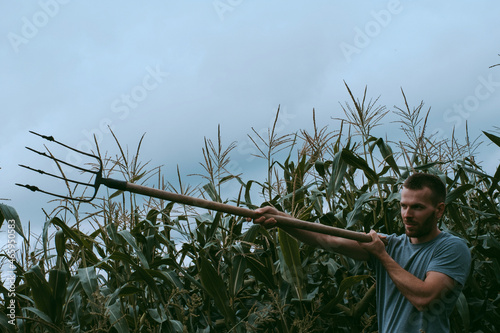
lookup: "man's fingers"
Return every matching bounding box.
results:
[367,229,378,240]
[256,206,279,215]
[254,216,266,224]
[257,217,277,227]
[249,208,279,228]
[365,230,387,246]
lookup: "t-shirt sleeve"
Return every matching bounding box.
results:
[427,236,471,286]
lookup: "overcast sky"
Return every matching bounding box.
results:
[1,1,499,239]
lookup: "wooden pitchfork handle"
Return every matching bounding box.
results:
[103,178,387,244]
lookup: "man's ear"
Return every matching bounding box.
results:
[436,202,446,219]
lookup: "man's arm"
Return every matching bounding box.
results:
[251,206,371,261]
[360,230,456,311]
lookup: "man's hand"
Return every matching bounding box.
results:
[358,230,387,259]
[246,206,283,228]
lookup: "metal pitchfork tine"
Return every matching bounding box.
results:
[17,131,385,244]
[17,131,105,202]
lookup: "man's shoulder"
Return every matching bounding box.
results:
[429,231,471,286]
[385,232,408,244]
[437,231,468,248]
[385,232,469,253]
[384,233,410,254]
[384,232,405,241]
[387,231,468,246]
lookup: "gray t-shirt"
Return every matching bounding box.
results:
[370,232,471,333]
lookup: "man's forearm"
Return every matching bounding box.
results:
[280,226,370,261]
[251,207,370,261]
[279,226,329,248]
[377,252,450,311]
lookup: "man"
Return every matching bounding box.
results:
[251,173,471,332]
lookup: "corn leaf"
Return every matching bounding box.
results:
[230,251,246,297]
[148,305,168,323]
[373,137,400,176]
[118,230,150,269]
[0,312,16,333]
[244,180,260,209]
[50,217,91,250]
[199,256,235,325]
[0,203,26,241]
[169,320,184,332]
[130,267,165,303]
[322,275,370,314]
[78,266,98,301]
[278,228,305,299]
[23,306,53,324]
[341,149,378,183]
[107,299,129,333]
[246,253,275,289]
[48,269,67,324]
[327,151,347,198]
[24,265,55,322]
[445,184,474,204]
[455,292,470,332]
[483,131,500,148]
[346,190,377,228]
[203,182,222,202]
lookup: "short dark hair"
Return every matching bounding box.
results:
[403,173,446,206]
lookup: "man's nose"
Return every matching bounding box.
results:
[402,207,412,218]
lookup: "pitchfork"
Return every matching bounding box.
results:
[16,131,382,243]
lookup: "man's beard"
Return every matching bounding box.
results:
[405,211,436,238]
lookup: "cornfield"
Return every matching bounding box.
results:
[1,86,499,332]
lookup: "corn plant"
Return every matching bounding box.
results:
[1,85,499,332]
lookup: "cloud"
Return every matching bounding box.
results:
[1,0,499,236]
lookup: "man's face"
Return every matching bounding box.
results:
[400,187,444,242]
